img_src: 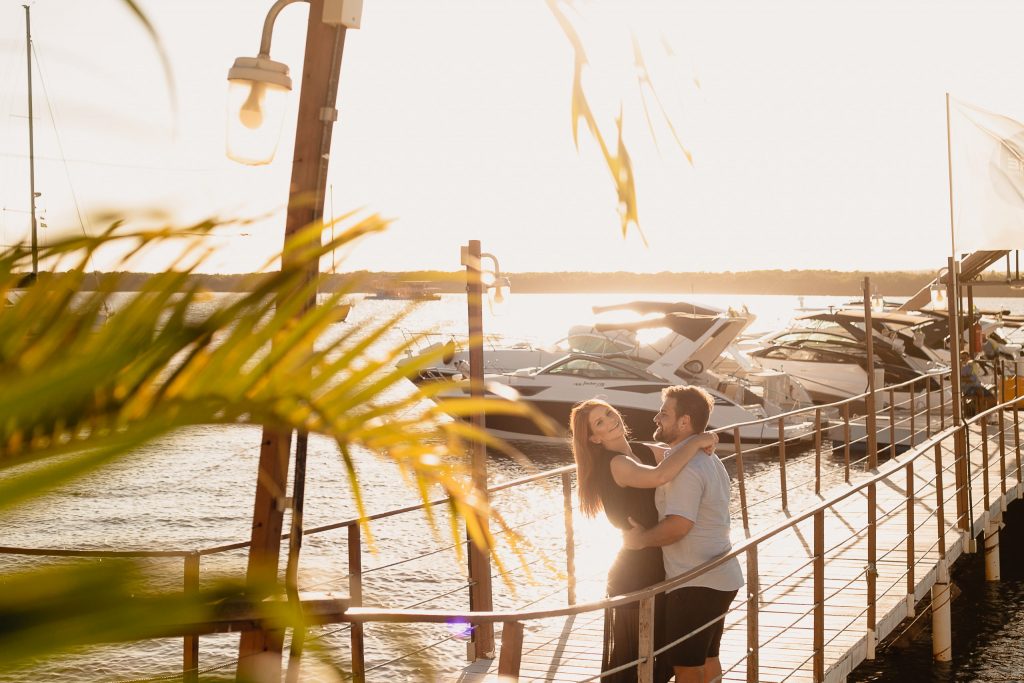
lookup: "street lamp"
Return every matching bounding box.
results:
[226,1,361,680]
[478,251,511,314]
[226,0,362,165]
[930,267,949,308]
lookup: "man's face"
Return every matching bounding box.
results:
[653,398,684,443]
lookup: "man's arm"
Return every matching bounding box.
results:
[623,514,694,549]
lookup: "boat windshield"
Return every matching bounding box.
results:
[539,355,656,381]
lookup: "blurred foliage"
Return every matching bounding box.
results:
[0,218,554,676]
[548,0,696,243]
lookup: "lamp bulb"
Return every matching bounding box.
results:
[239,82,264,130]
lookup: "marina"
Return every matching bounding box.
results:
[3,1,1024,681]
[3,293,1024,681]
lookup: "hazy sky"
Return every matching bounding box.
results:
[1,0,1023,274]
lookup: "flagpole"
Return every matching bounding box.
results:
[944,93,964,354]
[945,92,957,261]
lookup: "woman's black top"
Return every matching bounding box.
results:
[594,442,661,531]
[593,442,665,594]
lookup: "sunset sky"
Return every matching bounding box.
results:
[1,0,1023,274]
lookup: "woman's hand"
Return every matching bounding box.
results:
[691,431,719,455]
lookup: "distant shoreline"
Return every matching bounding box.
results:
[57,270,1024,297]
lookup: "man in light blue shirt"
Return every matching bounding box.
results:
[625,385,743,683]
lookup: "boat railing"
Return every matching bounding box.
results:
[5,366,1021,681]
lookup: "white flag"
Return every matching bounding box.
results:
[950,98,1024,252]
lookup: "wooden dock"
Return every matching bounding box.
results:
[454,416,1022,682]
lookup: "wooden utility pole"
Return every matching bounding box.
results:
[237,1,350,678]
[462,240,495,660]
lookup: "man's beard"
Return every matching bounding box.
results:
[654,423,674,443]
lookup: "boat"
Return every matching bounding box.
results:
[436,351,815,445]
[402,300,812,411]
[366,281,441,301]
[417,301,816,445]
[745,309,949,406]
[404,300,796,392]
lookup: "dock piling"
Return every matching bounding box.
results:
[931,559,952,662]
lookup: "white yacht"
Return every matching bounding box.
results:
[420,303,816,445]
[449,353,816,445]
[401,300,812,416]
[746,309,949,406]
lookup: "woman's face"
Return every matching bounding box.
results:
[587,404,623,447]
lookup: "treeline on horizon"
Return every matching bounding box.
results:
[66,269,1024,297]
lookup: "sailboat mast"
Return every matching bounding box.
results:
[24,4,39,278]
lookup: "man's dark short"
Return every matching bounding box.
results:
[661,586,738,668]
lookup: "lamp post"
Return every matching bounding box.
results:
[460,240,510,660]
[227,1,360,679]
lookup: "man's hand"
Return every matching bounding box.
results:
[623,517,646,550]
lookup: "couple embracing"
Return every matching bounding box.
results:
[570,385,744,683]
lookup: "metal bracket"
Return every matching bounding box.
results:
[323,0,362,28]
[320,107,338,122]
[276,496,294,512]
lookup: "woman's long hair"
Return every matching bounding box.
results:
[570,399,628,518]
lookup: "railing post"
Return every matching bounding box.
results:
[843,403,851,483]
[889,387,897,460]
[926,379,933,437]
[955,424,971,537]
[998,406,1007,501]
[813,510,825,682]
[906,460,915,617]
[1015,397,1022,493]
[638,596,655,683]
[735,428,749,532]
[866,478,877,659]
[183,552,200,683]
[348,525,365,682]
[940,374,946,430]
[746,547,759,683]
[934,443,947,558]
[982,419,991,514]
[778,417,788,511]
[814,408,822,496]
[497,620,524,679]
[910,379,917,447]
[561,471,577,605]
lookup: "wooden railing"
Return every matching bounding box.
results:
[8,367,1024,682]
[343,392,1021,682]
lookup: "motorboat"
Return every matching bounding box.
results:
[400,300,812,415]
[399,300,728,381]
[435,352,815,445]
[419,302,817,445]
[746,309,949,406]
